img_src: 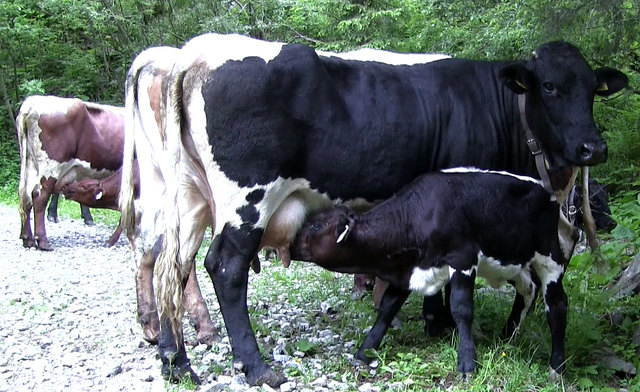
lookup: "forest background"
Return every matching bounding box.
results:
[1,1,639,390]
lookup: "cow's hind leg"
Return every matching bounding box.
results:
[450,268,477,375]
[355,284,410,364]
[47,193,60,223]
[33,179,55,251]
[158,314,200,384]
[80,204,94,225]
[204,226,286,388]
[20,198,36,248]
[136,243,161,345]
[184,265,219,345]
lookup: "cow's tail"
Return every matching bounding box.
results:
[155,66,187,340]
[16,100,33,230]
[120,56,145,237]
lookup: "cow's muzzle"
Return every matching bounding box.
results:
[577,141,607,165]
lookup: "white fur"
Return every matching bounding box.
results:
[441,167,543,186]
[318,47,450,65]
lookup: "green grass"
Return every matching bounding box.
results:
[4,181,639,391]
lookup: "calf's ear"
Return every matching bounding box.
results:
[594,67,628,96]
[499,63,534,94]
[336,216,354,244]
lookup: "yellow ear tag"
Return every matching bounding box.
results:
[597,82,608,92]
[515,79,528,90]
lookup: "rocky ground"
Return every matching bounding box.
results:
[0,206,368,392]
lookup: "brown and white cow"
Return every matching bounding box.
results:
[17,95,125,250]
[119,46,219,348]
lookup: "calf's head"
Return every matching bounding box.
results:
[62,179,112,208]
[291,206,359,270]
[499,41,628,170]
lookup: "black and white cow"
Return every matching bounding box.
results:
[144,34,626,386]
[291,168,569,376]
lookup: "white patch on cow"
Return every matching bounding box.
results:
[459,266,477,277]
[318,47,450,65]
[476,252,529,288]
[441,167,543,186]
[530,252,565,312]
[408,265,450,296]
[95,191,103,200]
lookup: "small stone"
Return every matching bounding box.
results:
[280,381,296,392]
[107,364,123,377]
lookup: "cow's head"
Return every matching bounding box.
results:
[499,42,628,170]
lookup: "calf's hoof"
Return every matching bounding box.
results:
[424,319,453,337]
[245,367,286,388]
[84,219,95,226]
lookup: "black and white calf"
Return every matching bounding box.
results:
[291,168,573,376]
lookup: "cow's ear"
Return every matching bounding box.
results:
[336,216,354,244]
[594,67,628,96]
[499,64,534,94]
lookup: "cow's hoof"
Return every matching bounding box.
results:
[84,220,95,226]
[161,361,200,385]
[22,238,37,248]
[142,328,159,346]
[549,367,564,382]
[47,215,59,223]
[37,241,53,251]
[195,326,220,346]
[246,367,286,388]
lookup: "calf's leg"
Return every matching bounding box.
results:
[422,284,454,336]
[47,193,60,223]
[503,271,539,339]
[449,269,476,375]
[355,284,410,364]
[80,204,94,225]
[204,227,285,388]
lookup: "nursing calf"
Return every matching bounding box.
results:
[292,168,571,376]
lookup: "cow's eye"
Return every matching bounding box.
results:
[542,82,556,94]
[310,222,322,231]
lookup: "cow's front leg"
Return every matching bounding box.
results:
[80,204,94,225]
[355,284,410,364]
[450,268,476,375]
[204,227,285,388]
[46,192,60,223]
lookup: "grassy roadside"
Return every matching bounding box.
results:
[4,180,638,391]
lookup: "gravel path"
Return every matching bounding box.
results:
[0,205,365,392]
